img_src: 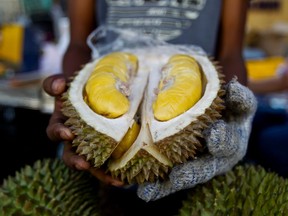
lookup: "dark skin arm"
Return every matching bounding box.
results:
[43,0,123,187]
[218,1,288,95]
[216,0,249,86]
[248,74,288,94]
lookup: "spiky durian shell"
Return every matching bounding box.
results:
[62,75,225,184]
[156,85,225,164]
[2,159,287,216]
[62,46,226,184]
[109,87,225,184]
[177,165,288,216]
[0,159,101,216]
[62,96,118,168]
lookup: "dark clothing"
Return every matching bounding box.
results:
[99,184,188,216]
[247,102,288,178]
[96,0,222,55]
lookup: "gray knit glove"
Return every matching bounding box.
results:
[137,79,257,202]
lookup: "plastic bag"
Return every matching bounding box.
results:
[86,25,207,59]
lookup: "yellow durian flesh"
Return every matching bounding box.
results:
[84,72,130,118]
[92,65,128,82]
[95,52,138,79]
[153,54,202,121]
[63,46,225,184]
[84,52,138,118]
[111,121,140,159]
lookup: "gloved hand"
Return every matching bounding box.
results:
[137,78,257,202]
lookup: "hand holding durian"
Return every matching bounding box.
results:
[43,74,124,187]
[43,45,257,201]
[137,79,257,201]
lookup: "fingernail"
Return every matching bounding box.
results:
[60,129,71,139]
[52,78,64,93]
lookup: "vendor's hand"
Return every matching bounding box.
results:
[137,79,257,202]
[42,74,124,187]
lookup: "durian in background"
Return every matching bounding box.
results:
[61,45,225,184]
[0,159,101,216]
[177,165,288,216]
[1,159,288,215]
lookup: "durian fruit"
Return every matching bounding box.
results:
[177,165,288,216]
[62,46,225,184]
[2,159,288,215]
[0,159,101,216]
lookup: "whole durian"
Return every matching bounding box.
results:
[177,165,288,216]
[3,160,288,216]
[0,159,101,216]
[62,45,225,184]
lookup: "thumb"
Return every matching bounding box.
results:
[224,79,257,117]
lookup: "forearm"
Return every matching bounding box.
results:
[63,0,96,80]
[62,44,92,80]
[217,0,249,86]
[218,54,247,86]
[248,77,285,94]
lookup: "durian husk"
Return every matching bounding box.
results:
[177,165,288,216]
[2,160,288,215]
[62,56,148,172]
[108,62,225,184]
[62,94,118,167]
[156,79,225,164]
[0,159,101,216]
[61,47,226,184]
[108,90,225,184]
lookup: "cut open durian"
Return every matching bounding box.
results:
[62,46,225,184]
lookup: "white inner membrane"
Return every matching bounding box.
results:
[69,45,220,156]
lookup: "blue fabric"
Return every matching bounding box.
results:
[258,123,288,177]
[247,103,288,178]
[22,26,41,72]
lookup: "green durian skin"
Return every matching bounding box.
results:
[0,159,101,216]
[60,61,226,185]
[62,92,118,169]
[177,165,288,216]
[2,160,288,216]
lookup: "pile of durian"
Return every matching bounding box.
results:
[1,159,288,215]
[0,159,101,216]
[178,165,288,216]
[62,45,225,184]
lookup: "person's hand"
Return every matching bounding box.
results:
[137,78,257,202]
[42,74,124,187]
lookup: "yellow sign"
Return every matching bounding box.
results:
[0,24,24,66]
[246,56,285,80]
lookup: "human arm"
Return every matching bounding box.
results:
[248,62,288,94]
[44,0,95,140]
[216,0,250,85]
[44,0,95,141]
[42,0,123,186]
[218,0,288,94]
